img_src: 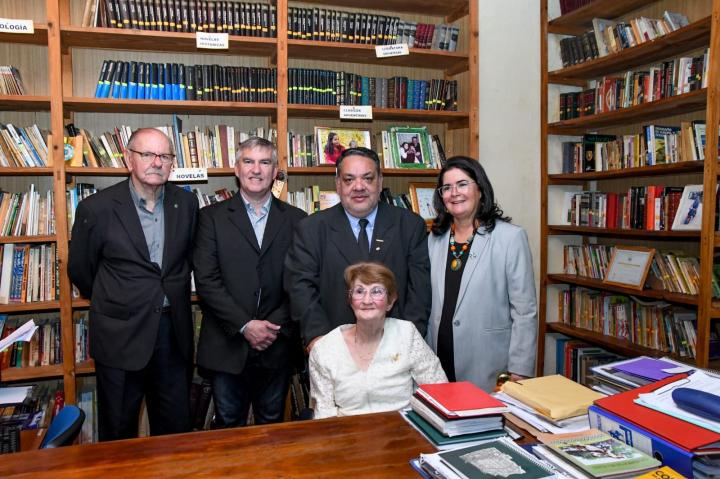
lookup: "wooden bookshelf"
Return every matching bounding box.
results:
[63,97,278,116]
[0,364,64,382]
[0,235,56,244]
[287,104,469,125]
[0,167,54,176]
[0,24,48,45]
[287,166,441,177]
[547,0,656,35]
[547,225,702,238]
[0,301,60,313]
[297,0,466,17]
[548,162,706,183]
[0,95,51,111]
[75,360,95,375]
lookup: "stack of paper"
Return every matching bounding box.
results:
[590,356,693,392]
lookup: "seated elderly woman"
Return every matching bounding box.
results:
[309,262,447,419]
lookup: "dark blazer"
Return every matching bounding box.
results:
[194,194,307,374]
[68,180,199,371]
[284,202,431,344]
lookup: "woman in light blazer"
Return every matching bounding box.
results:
[427,157,538,392]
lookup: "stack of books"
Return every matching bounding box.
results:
[403,381,508,450]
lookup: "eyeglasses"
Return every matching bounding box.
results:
[128,148,175,164]
[437,180,474,197]
[349,286,387,301]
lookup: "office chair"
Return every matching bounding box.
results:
[40,405,85,449]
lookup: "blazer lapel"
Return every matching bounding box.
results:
[328,204,363,264]
[368,203,396,262]
[259,197,284,257]
[113,180,151,263]
[227,194,261,253]
[455,227,491,311]
[161,185,179,274]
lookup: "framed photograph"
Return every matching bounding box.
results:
[408,183,438,221]
[671,184,713,231]
[390,127,432,169]
[314,127,371,166]
[603,246,655,290]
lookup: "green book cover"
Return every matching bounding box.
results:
[405,410,506,446]
[438,438,554,479]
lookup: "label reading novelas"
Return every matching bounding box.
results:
[169,168,208,182]
[0,18,34,34]
[375,44,409,58]
[340,105,373,120]
[196,32,229,49]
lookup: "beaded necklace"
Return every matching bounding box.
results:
[449,223,475,272]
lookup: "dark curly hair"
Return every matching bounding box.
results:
[431,156,511,235]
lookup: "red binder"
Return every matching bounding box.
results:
[594,374,720,452]
[416,381,508,418]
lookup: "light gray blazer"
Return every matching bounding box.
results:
[427,220,538,392]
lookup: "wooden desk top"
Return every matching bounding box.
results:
[0,412,435,478]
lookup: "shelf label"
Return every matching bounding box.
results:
[196,32,229,49]
[340,105,373,120]
[0,18,34,34]
[170,168,208,182]
[375,43,409,58]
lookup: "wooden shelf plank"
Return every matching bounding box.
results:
[287,40,468,73]
[548,225,701,238]
[65,167,236,176]
[63,97,277,116]
[715,233,720,247]
[0,24,48,45]
[61,26,277,56]
[287,104,468,125]
[546,322,685,360]
[0,235,56,244]
[0,364,64,382]
[0,167,53,176]
[287,167,441,177]
[75,360,95,375]
[549,17,712,82]
[0,95,51,111]
[548,0,656,35]
[548,162,706,182]
[548,89,707,133]
[548,273,699,305]
[0,301,60,313]
[294,0,466,16]
[72,298,90,308]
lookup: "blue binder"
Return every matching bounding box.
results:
[588,404,695,478]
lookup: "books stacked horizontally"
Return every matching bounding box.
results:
[590,356,692,393]
[404,381,508,450]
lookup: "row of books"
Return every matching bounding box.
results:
[559,51,710,120]
[76,376,97,444]
[559,12,689,68]
[0,124,50,168]
[0,66,25,96]
[0,315,62,369]
[558,286,709,358]
[286,187,338,215]
[66,183,98,231]
[94,60,277,103]
[288,68,457,111]
[0,187,55,237]
[87,0,276,37]
[545,335,623,388]
[74,312,89,364]
[186,187,233,208]
[0,244,59,305]
[0,380,64,453]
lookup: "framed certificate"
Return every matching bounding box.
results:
[603,246,655,290]
[408,183,438,221]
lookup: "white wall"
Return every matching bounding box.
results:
[478,0,541,285]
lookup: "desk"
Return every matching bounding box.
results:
[0,412,434,478]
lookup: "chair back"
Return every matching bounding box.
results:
[40,405,85,449]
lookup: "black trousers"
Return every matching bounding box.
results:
[95,312,191,441]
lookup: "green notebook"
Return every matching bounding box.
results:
[405,410,506,446]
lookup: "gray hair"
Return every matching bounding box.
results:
[236,137,278,165]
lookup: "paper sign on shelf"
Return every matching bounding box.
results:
[340,105,373,120]
[196,32,229,50]
[170,168,208,182]
[0,18,34,34]
[375,43,409,58]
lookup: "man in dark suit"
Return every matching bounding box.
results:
[285,147,431,351]
[193,138,306,427]
[68,128,199,441]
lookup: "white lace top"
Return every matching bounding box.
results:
[309,317,448,419]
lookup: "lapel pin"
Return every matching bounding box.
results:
[174,204,178,208]
[375,246,381,251]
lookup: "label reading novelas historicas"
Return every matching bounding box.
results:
[340,105,373,120]
[169,168,208,182]
[196,32,229,49]
[375,44,409,58]
[0,19,34,34]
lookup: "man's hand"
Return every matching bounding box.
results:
[243,320,281,351]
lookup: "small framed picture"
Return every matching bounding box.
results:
[408,183,438,221]
[671,184,712,231]
[390,127,432,169]
[603,246,655,290]
[313,127,372,166]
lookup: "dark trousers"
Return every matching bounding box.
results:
[95,312,191,441]
[210,353,290,428]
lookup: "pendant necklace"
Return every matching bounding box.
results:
[449,223,475,272]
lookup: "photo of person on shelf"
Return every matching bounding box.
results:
[323,131,345,165]
[309,262,447,419]
[68,128,199,441]
[426,157,538,392]
[411,135,423,163]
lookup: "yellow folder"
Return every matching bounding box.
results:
[501,374,604,420]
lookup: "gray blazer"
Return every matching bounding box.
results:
[427,220,538,392]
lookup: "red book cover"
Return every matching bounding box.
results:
[416,381,508,417]
[606,192,617,229]
[594,374,720,452]
[646,185,656,230]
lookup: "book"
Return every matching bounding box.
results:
[403,410,506,449]
[416,381,509,418]
[501,374,603,420]
[409,395,503,437]
[537,429,661,478]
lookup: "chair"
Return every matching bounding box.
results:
[40,405,85,449]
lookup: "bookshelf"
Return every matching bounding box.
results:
[539,0,720,372]
[0,0,478,404]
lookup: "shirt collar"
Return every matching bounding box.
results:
[240,191,272,216]
[128,179,164,209]
[344,204,379,228]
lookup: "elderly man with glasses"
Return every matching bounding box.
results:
[69,128,199,441]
